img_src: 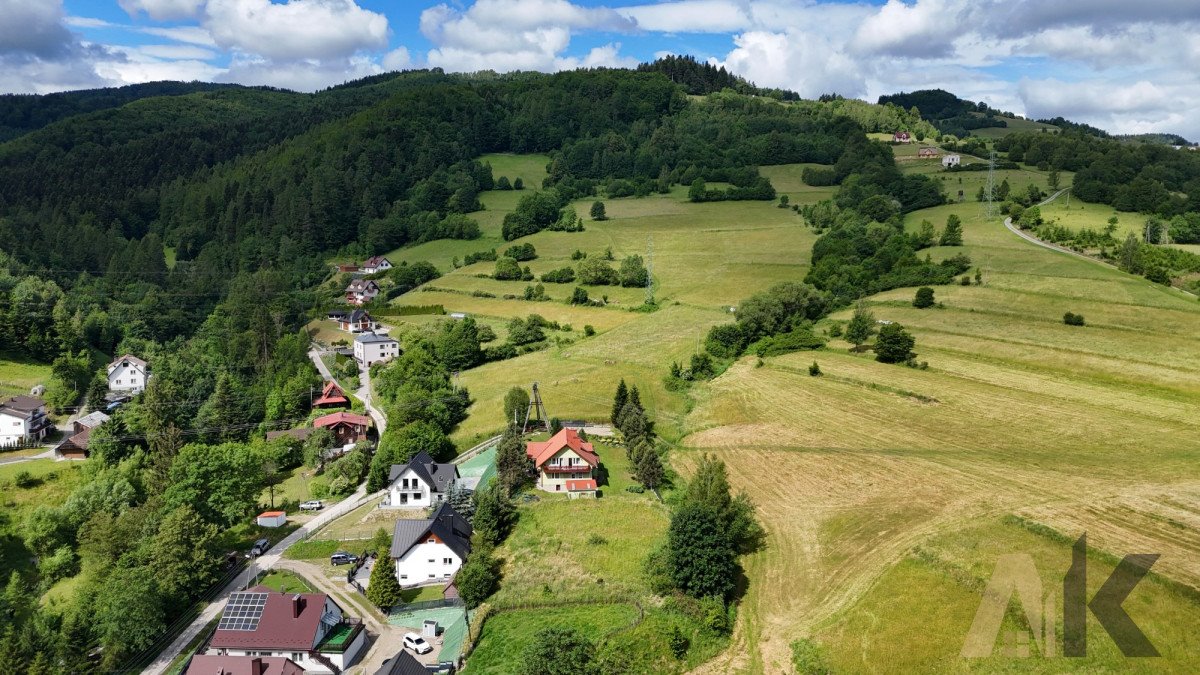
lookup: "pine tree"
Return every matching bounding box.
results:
[590,201,607,221]
[619,401,648,445]
[494,426,530,496]
[637,448,665,490]
[448,483,476,522]
[611,379,628,426]
[367,552,404,611]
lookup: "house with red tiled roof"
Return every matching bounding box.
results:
[312,380,349,409]
[526,428,599,498]
[892,131,912,143]
[360,255,393,275]
[206,588,366,674]
[313,411,371,445]
[185,654,304,675]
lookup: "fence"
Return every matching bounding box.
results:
[389,597,465,615]
[113,559,247,673]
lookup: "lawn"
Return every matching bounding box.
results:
[0,352,52,399]
[257,569,315,594]
[0,459,85,579]
[467,604,640,673]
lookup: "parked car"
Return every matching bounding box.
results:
[403,633,433,655]
[246,538,270,558]
[330,551,359,566]
[299,500,324,511]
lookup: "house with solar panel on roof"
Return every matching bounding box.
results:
[206,587,367,673]
[390,501,472,587]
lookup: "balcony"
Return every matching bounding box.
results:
[542,464,591,474]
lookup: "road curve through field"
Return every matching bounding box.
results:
[1003,188,1197,298]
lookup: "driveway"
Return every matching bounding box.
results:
[143,483,384,675]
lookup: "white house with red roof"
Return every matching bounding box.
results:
[206,588,366,674]
[525,428,599,498]
[345,279,380,305]
[107,354,149,393]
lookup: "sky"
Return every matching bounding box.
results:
[2,0,1200,139]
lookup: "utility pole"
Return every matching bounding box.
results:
[522,382,548,434]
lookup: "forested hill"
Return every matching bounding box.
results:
[877,88,1026,138]
[0,81,250,142]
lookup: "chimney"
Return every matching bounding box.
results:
[292,593,305,618]
[250,658,264,675]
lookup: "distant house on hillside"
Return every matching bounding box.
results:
[0,396,53,448]
[313,411,371,445]
[345,279,380,306]
[390,502,472,587]
[328,308,376,333]
[942,154,961,167]
[360,255,394,275]
[384,450,459,508]
[526,428,599,498]
[336,263,360,274]
[353,332,399,366]
[917,147,939,158]
[313,380,349,409]
[55,410,110,459]
[107,354,149,393]
[892,131,912,143]
[205,588,366,673]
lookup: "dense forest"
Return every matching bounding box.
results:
[877,89,1016,139]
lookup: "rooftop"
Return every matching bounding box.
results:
[526,428,599,469]
[210,588,335,652]
[355,331,396,344]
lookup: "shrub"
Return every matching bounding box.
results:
[751,329,826,357]
[791,638,831,675]
[1063,312,1086,326]
[577,257,618,285]
[625,484,645,494]
[13,470,36,488]
[464,249,497,264]
[586,534,608,545]
[583,325,595,337]
[669,626,689,659]
[808,361,821,376]
[913,286,936,308]
[960,275,972,285]
[540,267,576,283]
[590,200,607,220]
[569,287,590,305]
[875,323,916,363]
[827,323,843,338]
[493,256,522,280]
[504,243,537,261]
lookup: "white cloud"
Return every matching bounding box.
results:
[118,0,206,21]
[853,0,966,58]
[218,52,384,90]
[721,29,867,98]
[137,25,218,47]
[556,42,639,70]
[382,47,411,71]
[422,0,636,72]
[620,1,751,33]
[204,0,389,61]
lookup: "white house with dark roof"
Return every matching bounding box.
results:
[383,450,459,508]
[107,354,149,393]
[391,502,472,587]
[360,255,394,275]
[0,396,53,447]
[345,279,380,305]
[353,332,399,366]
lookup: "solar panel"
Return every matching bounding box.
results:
[217,592,269,631]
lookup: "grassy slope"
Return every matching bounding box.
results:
[680,167,1200,672]
[387,152,1200,672]
[0,352,51,399]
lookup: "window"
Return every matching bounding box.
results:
[428,573,435,578]
[400,574,408,580]
[428,558,435,563]
[443,557,452,565]
[427,538,435,543]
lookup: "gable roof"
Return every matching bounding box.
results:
[363,255,391,268]
[265,426,316,442]
[313,411,371,429]
[209,589,336,651]
[75,411,110,429]
[342,308,372,323]
[346,279,379,292]
[313,380,349,406]
[375,651,426,675]
[354,331,396,345]
[525,428,599,469]
[186,655,305,675]
[565,479,598,491]
[2,395,45,413]
[390,501,472,560]
[388,450,459,494]
[107,354,147,373]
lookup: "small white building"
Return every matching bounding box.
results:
[353,332,399,366]
[207,590,367,673]
[256,511,287,528]
[0,396,53,448]
[360,255,394,275]
[107,354,149,393]
[383,450,459,508]
[391,502,472,587]
[942,154,961,168]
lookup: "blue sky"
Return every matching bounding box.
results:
[4,1,1200,138]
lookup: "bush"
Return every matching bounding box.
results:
[669,626,689,659]
[577,257,618,285]
[625,484,645,494]
[751,329,826,357]
[504,243,537,261]
[791,638,831,675]
[583,325,595,337]
[493,256,522,280]
[874,323,916,363]
[1063,311,1086,326]
[13,470,36,488]
[569,287,590,305]
[913,286,936,308]
[808,361,821,376]
[464,249,498,265]
[540,267,576,283]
